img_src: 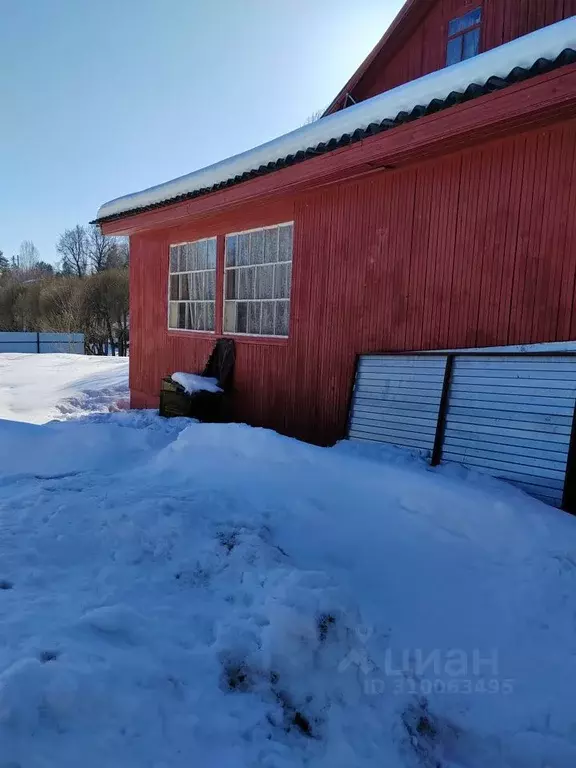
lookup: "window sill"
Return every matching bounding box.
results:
[167,329,216,341]
[167,329,289,346]
[224,333,289,346]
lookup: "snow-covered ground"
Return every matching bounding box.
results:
[0,353,129,423]
[1,354,576,767]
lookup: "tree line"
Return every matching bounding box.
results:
[0,224,129,356]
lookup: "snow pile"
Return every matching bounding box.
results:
[171,371,222,394]
[0,353,129,423]
[97,18,576,220]
[0,394,575,766]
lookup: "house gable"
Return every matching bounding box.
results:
[326,0,576,114]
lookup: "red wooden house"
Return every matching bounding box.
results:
[96,0,576,447]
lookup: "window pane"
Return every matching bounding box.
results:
[239,267,253,300]
[249,230,265,265]
[206,271,215,300]
[273,262,290,299]
[463,27,480,59]
[197,272,206,301]
[226,269,237,299]
[180,245,188,272]
[226,235,237,267]
[207,238,217,269]
[171,245,180,272]
[264,228,279,262]
[181,242,190,271]
[224,301,236,332]
[278,225,293,262]
[275,301,289,336]
[170,275,179,300]
[196,240,207,270]
[448,16,462,35]
[198,303,207,331]
[179,274,190,300]
[178,302,186,329]
[206,303,215,331]
[448,7,481,36]
[446,35,462,66]
[261,302,275,335]
[248,302,261,335]
[236,302,248,333]
[191,243,200,272]
[169,302,178,328]
[255,264,274,299]
[179,243,188,271]
[171,245,179,272]
[246,266,256,299]
[238,233,250,266]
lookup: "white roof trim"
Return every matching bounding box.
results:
[97,17,576,220]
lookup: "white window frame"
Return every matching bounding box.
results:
[167,237,217,334]
[223,222,293,339]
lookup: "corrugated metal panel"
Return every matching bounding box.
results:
[348,355,447,454]
[442,355,576,505]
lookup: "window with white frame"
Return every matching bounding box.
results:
[224,223,293,337]
[168,237,217,331]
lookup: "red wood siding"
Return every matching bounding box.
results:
[130,118,576,445]
[348,0,576,104]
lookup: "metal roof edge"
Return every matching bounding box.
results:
[94,22,576,226]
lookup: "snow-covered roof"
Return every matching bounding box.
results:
[96,17,576,222]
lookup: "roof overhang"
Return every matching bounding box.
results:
[99,59,576,237]
[96,18,576,229]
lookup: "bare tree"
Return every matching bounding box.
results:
[103,268,129,355]
[56,226,88,277]
[106,237,129,269]
[80,268,129,355]
[302,109,325,126]
[16,240,40,271]
[0,281,24,330]
[39,277,83,333]
[0,251,9,281]
[15,281,42,330]
[87,224,116,273]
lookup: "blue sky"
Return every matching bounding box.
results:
[0,0,402,265]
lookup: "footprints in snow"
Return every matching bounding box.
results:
[38,650,60,664]
[174,522,288,587]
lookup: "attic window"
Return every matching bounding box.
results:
[446,7,482,66]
